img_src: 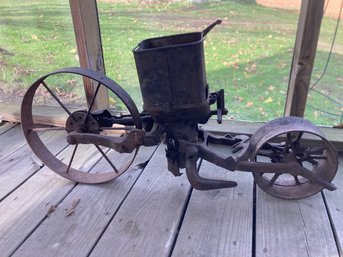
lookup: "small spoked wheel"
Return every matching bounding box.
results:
[21,67,142,183]
[250,117,338,199]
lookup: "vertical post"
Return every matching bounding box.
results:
[69,0,109,110]
[284,0,324,117]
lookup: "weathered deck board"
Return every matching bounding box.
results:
[0,103,69,128]
[0,122,17,134]
[255,191,339,257]
[0,131,68,201]
[12,146,157,257]
[172,160,254,257]
[0,125,28,161]
[0,144,103,257]
[89,144,191,257]
[0,124,342,257]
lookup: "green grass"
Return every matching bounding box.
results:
[0,0,342,125]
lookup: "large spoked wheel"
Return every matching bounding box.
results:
[250,117,338,199]
[21,67,142,183]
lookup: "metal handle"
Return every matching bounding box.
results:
[202,19,222,37]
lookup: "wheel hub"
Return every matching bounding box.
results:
[281,152,298,164]
[66,111,100,134]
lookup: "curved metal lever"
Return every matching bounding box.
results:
[185,145,237,190]
[202,19,222,37]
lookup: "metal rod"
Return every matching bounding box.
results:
[66,144,79,173]
[86,82,102,116]
[294,176,301,185]
[94,145,119,173]
[30,126,66,132]
[268,173,280,186]
[41,81,73,117]
[100,126,134,131]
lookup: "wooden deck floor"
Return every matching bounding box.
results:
[0,122,342,257]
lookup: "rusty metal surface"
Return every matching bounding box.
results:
[20,21,339,199]
[132,20,222,124]
[21,67,142,184]
[248,116,338,199]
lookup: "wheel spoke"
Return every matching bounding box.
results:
[291,132,306,153]
[293,175,301,185]
[281,133,292,154]
[309,154,327,160]
[308,146,326,155]
[94,145,119,173]
[86,82,102,116]
[304,157,319,166]
[66,144,78,173]
[294,132,303,145]
[286,132,293,144]
[268,173,280,186]
[287,132,298,152]
[41,81,73,116]
[300,153,327,163]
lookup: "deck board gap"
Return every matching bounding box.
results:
[0,132,69,203]
[167,187,194,257]
[0,141,70,203]
[9,182,79,257]
[85,166,146,257]
[0,122,18,135]
[87,145,160,257]
[321,191,343,257]
[0,126,50,163]
[0,168,42,203]
[8,143,114,257]
[296,201,311,257]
